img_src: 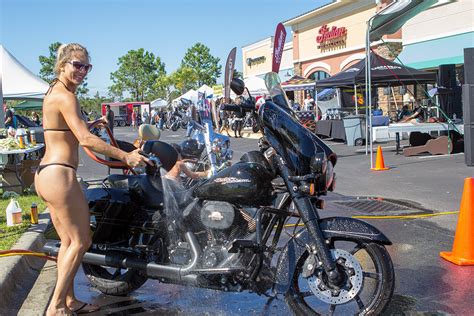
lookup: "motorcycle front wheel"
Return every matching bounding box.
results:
[286,239,394,315]
[171,123,179,131]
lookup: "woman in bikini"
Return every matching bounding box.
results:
[35,43,150,316]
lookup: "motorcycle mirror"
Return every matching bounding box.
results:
[230,78,245,96]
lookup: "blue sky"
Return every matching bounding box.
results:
[1,0,330,96]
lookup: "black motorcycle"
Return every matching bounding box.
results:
[44,73,394,315]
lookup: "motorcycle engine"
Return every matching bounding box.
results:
[180,200,256,268]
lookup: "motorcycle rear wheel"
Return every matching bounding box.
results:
[252,123,260,133]
[285,240,394,315]
[171,123,179,131]
[82,257,148,296]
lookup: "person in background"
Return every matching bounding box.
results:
[185,103,199,138]
[142,109,149,124]
[401,99,425,123]
[32,111,41,126]
[131,109,137,131]
[34,43,149,316]
[255,94,266,111]
[233,97,245,138]
[303,94,314,111]
[218,100,231,136]
[105,104,115,135]
[150,108,157,125]
[4,104,14,128]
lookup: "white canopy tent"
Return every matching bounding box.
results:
[197,84,213,97]
[244,76,269,96]
[0,45,49,127]
[172,89,198,105]
[150,98,168,108]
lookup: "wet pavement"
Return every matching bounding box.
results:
[63,127,474,315]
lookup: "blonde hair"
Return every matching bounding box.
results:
[54,43,90,76]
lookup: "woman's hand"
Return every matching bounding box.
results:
[123,148,151,168]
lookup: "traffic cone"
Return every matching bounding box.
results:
[371,146,389,171]
[440,177,474,265]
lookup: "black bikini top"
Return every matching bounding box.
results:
[44,79,74,132]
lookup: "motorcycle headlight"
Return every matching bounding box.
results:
[310,152,327,174]
[325,160,334,190]
[312,153,334,195]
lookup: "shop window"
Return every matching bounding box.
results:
[308,70,330,81]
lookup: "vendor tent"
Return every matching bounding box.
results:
[1,45,49,127]
[150,98,167,108]
[13,100,43,111]
[197,84,213,97]
[173,89,198,105]
[244,76,268,96]
[1,45,49,100]
[315,52,436,88]
[281,75,315,91]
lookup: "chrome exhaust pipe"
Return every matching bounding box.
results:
[43,232,201,283]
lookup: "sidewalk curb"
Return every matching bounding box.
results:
[0,210,51,315]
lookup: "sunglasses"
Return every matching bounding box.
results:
[68,61,93,73]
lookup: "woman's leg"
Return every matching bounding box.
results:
[36,167,96,315]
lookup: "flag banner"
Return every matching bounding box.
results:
[272,23,287,73]
[224,47,236,104]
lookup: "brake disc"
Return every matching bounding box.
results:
[307,249,364,304]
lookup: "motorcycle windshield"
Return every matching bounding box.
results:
[260,72,336,175]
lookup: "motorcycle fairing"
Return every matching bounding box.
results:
[259,101,336,176]
[273,216,391,294]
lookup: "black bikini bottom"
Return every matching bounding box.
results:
[37,163,77,174]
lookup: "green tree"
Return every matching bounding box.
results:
[79,91,111,116]
[39,42,61,83]
[109,48,166,101]
[38,42,89,97]
[181,43,221,87]
[169,66,199,94]
[233,69,243,79]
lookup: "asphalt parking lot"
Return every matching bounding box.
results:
[7,126,474,315]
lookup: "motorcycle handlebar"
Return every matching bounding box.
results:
[221,102,256,113]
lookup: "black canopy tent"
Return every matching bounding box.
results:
[316,52,436,88]
[315,52,436,114]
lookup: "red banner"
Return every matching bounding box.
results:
[272,23,287,73]
[224,47,236,104]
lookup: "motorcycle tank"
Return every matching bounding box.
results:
[259,100,337,176]
[194,162,273,206]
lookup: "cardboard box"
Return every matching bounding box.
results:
[1,164,23,194]
[1,160,40,193]
[20,159,40,189]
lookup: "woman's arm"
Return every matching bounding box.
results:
[59,94,147,166]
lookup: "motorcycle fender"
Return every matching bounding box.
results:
[273,217,391,294]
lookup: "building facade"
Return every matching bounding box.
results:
[284,0,401,108]
[242,38,294,82]
[241,0,472,115]
[398,0,473,72]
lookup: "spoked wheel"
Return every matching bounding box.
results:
[286,239,394,315]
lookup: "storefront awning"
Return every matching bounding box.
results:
[281,75,315,91]
[397,32,473,69]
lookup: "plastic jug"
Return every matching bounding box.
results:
[6,198,22,226]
